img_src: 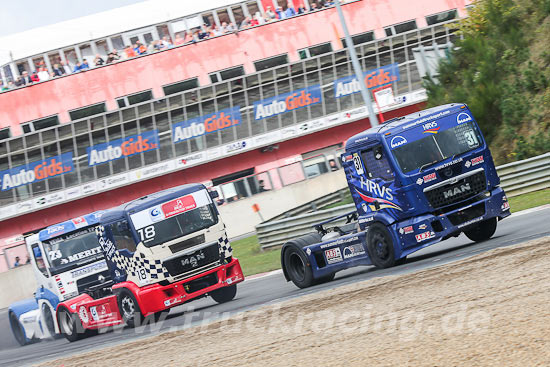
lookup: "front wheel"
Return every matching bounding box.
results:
[9,311,29,346]
[42,304,57,338]
[366,223,396,269]
[210,284,237,304]
[117,290,143,328]
[464,217,497,242]
[57,307,85,342]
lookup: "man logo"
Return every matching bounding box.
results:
[457,112,472,124]
[390,136,407,149]
[443,183,471,199]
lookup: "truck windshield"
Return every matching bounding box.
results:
[392,121,483,173]
[137,204,218,247]
[43,227,103,275]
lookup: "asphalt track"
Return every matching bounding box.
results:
[1,206,549,367]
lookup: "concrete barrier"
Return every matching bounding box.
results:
[0,264,36,309]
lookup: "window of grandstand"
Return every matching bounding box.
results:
[341,31,375,48]
[21,116,59,134]
[298,42,333,60]
[231,4,246,26]
[254,54,289,71]
[384,20,418,37]
[209,65,245,83]
[117,90,154,108]
[0,127,11,141]
[426,9,457,25]
[163,78,200,96]
[69,103,106,121]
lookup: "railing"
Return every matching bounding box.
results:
[256,152,550,249]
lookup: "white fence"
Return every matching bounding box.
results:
[257,152,550,249]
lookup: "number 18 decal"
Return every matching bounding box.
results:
[138,225,156,242]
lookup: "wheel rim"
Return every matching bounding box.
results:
[60,311,74,335]
[121,295,135,320]
[372,231,390,261]
[288,252,306,282]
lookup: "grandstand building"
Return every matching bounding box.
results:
[0,0,471,270]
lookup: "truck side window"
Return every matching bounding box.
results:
[32,244,48,277]
[361,146,394,181]
[110,220,137,253]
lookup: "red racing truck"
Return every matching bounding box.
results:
[55,184,244,341]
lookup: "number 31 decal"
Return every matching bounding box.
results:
[138,225,156,242]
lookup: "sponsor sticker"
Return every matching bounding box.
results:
[501,201,510,211]
[352,153,364,175]
[415,231,435,243]
[399,226,414,235]
[342,244,366,259]
[161,195,197,218]
[422,122,440,134]
[325,248,343,264]
[457,217,484,229]
[423,172,437,184]
[418,224,427,230]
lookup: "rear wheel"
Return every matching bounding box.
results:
[210,284,237,304]
[366,223,396,269]
[316,272,336,284]
[57,307,85,342]
[282,233,323,289]
[9,311,28,346]
[117,290,143,328]
[464,217,497,242]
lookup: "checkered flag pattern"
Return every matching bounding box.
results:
[218,233,233,259]
[110,251,170,279]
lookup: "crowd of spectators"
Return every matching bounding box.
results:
[0,0,342,93]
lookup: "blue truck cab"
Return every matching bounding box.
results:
[281,103,511,288]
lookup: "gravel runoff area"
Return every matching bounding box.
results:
[41,237,550,367]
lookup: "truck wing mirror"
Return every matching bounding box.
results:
[209,190,219,199]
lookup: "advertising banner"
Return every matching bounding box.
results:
[334,63,400,98]
[87,130,159,166]
[0,152,74,191]
[253,85,322,120]
[172,106,242,143]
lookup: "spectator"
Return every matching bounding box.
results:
[124,45,137,58]
[329,159,339,171]
[285,2,297,17]
[37,66,50,81]
[61,61,72,75]
[266,6,277,20]
[147,40,158,53]
[73,62,82,72]
[227,23,237,32]
[255,13,267,25]
[161,36,173,48]
[258,180,268,192]
[21,71,33,85]
[174,33,185,45]
[240,16,252,29]
[310,2,318,11]
[198,26,211,40]
[184,30,197,42]
[276,7,286,19]
[94,54,105,66]
[26,255,31,264]
[212,24,223,37]
[52,63,64,76]
[106,50,121,64]
[14,256,20,267]
[30,71,40,82]
[14,76,24,87]
[0,80,7,91]
[81,59,90,70]
[324,0,335,6]
[297,3,307,13]
[6,81,15,90]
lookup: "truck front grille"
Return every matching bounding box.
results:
[169,234,205,254]
[76,270,111,294]
[425,170,486,209]
[163,243,220,278]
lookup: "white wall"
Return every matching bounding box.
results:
[0,264,36,309]
[218,169,349,238]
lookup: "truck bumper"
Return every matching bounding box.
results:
[395,186,511,258]
[67,258,245,330]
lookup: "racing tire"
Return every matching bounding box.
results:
[366,223,396,269]
[316,272,336,284]
[282,233,322,289]
[210,284,237,304]
[464,217,497,242]
[9,311,29,346]
[395,256,407,266]
[117,289,143,328]
[57,307,86,343]
[42,304,58,338]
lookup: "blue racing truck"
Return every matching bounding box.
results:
[281,103,511,288]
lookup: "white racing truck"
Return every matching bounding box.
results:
[8,212,108,346]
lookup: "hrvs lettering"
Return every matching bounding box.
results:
[254,86,321,120]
